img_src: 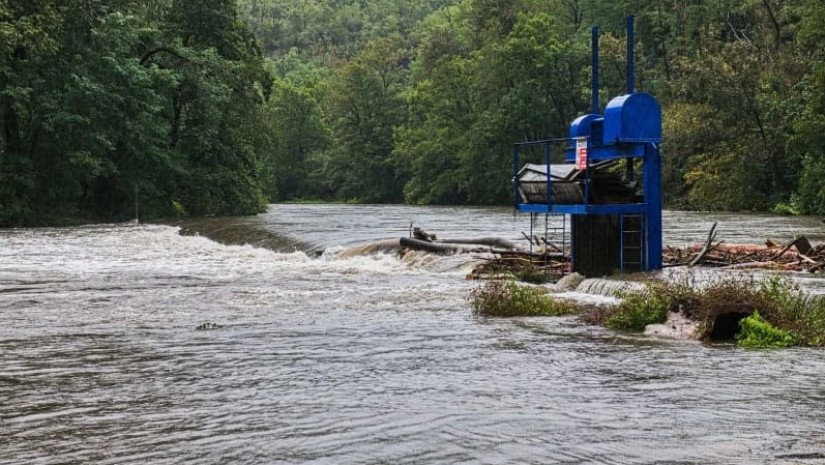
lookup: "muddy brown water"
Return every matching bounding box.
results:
[2,205,825,464]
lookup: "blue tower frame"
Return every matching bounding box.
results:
[513,16,663,273]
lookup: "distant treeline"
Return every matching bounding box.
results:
[2,1,825,225]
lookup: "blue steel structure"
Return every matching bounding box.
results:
[513,16,663,273]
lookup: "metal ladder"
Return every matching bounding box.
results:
[620,214,644,272]
[544,213,568,275]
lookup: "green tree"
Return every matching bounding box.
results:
[398,3,637,205]
[0,0,276,225]
[0,0,60,224]
[789,0,825,213]
[317,36,410,202]
[158,0,271,214]
[263,78,329,200]
[660,1,805,210]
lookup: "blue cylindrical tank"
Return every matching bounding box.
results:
[602,92,661,143]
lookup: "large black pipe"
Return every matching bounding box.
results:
[591,26,600,113]
[626,15,635,94]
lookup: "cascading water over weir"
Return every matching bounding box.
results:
[514,16,663,277]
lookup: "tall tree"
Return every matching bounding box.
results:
[0,0,276,225]
[788,0,825,213]
[316,35,410,202]
[0,0,60,224]
[263,78,329,200]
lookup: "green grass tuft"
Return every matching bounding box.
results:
[752,275,825,346]
[604,287,670,331]
[469,279,579,317]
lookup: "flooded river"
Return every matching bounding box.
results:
[2,205,825,464]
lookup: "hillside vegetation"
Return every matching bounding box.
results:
[2,0,824,225]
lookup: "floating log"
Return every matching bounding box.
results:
[440,237,518,250]
[810,262,825,273]
[731,251,759,264]
[400,237,486,255]
[467,253,568,281]
[496,250,567,263]
[539,236,563,253]
[723,261,783,270]
[798,253,817,264]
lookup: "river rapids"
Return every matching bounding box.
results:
[2,205,825,464]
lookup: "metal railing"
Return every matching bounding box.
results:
[513,137,591,212]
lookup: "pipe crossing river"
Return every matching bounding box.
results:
[2,205,825,464]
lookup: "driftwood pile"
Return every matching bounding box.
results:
[467,250,569,281]
[665,222,825,272]
[404,225,568,281]
[466,232,569,281]
[405,222,825,278]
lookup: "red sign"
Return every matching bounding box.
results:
[576,138,588,170]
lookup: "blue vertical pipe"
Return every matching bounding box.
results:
[591,26,600,113]
[644,143,663,269]
[626,15,635,94]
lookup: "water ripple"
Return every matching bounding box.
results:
[2,209,825,464]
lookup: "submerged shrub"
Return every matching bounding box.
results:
[605,275,823,346]
[513,266,556,284]
[475,260,558,284]
[469,279,578,317]
[474,272,825,347]
[797,297,825,346]
[754,275,825,346]
[758,274,802,314]
[604,286,669,331]
[737,311,796,348]
[695,277,767,339]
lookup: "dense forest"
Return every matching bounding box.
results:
[2,0,825,225]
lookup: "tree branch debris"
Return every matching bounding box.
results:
[665,223,825,273]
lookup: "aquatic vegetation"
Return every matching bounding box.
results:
[511,266,558,285]
[579,279,693,329]
[469,279,579,317]
[470,271,825,347]
[752,275,825,346]
[470,259,561,284]
[694,275,825,347]
[692,274,825,346]
[600,274,825,347]
[604,286,670,331]
[736,311,796,348]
